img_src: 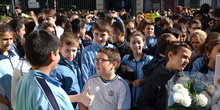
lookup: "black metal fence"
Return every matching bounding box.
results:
[20,0,96,14]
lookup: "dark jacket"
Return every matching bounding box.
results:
[142,52,165,77]
[137,64,176,110]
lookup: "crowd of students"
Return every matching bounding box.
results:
[0,3,220,110]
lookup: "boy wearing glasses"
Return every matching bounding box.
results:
[81,20,115,81]
[79,48,131,110]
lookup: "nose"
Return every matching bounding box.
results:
[185,58,189,64]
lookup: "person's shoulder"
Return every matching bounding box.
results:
[116,76,129,86]
[121,54,130,60]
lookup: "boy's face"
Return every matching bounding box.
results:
[129,36,145,54]
[95,52,114,76]
[142,25,154,37]
[43,14,56,25]
[0,32,13,53]
[60,44,78,61]
[168,47,191,71]
[189,24,201,34]
[93,29,109,46]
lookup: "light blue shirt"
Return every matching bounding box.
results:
[121,54,153,105]
[16,70,74,110]
[0,50,19,103]
[81,40,115,81]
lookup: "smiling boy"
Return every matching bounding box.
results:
[137,42,192,110]
[79,48,131,110]
[81,20,115,81]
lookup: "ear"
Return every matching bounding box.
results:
[168,51,174,60]
[49,51,56,62]
[206,51,211,59]
[108,32,112,37]
[121,32,126,37]
[54,16,57,21]
[111,61,118,70]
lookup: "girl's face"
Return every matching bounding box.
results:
[17,24,26,39]
[136,14,144,25]
[142,24,154,37]
[207,44,220,63]
[0,32,13,53]
[180,31,187,42]
[190,37,202,51]
[126,22,136,32]
[129,35,145,54]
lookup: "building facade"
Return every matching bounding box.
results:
[11,0,220,15]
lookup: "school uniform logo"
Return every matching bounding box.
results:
[108,90,114,96]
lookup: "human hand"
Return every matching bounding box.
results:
[132,79,145,87]
[80,86,95,106]
[125,79,132,85]
[84,34,92,40]
[206,85,216,96]
[132,79,141,87]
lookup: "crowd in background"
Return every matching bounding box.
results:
[0,3,220,110]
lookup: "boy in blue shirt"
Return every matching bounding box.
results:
[81,20,115,81]
[16,30,74,110]
[50,32,94,109]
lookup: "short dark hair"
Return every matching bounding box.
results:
[98,48,121,69]
[25,29,60,66]
[71,18,86,33]
[157,33,176,54]
[193,11,203,17]
[8,19,24,33]
[165,42,192,62]
[163,27,182,39]
[92,20,112,33]
[112,21,126,34]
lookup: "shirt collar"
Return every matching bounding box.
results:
[127,53,147,61]
[31,69,62,87]
[0,50,16,59]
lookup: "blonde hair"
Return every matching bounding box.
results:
[190,29,207,43]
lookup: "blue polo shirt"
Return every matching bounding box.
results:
[81,40,115,81]
[16,70,74,110]
[121,54,153,105]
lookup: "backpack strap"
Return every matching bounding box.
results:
[36,77,60,110]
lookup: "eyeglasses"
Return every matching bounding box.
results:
[94,58,112,63]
